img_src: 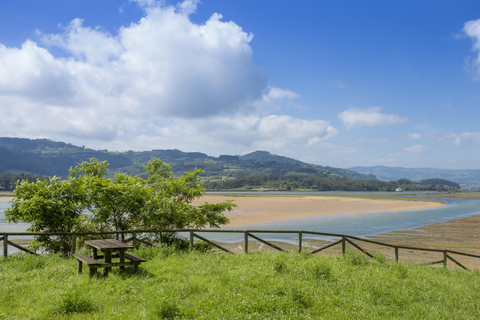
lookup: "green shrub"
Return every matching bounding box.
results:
[291,288,313,309]
[344,249,370,266]
[372,251,387,264]
[273,259,288,273]
[56,290,96,315]
[153,298,182,319]
[308,261,334,280]
[193,240,213,252]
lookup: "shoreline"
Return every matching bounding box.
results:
[210,213,480,269]
[193,194,445,226]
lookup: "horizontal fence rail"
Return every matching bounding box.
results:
[2,229,480,270]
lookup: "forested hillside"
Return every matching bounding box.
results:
[203,174,459,192]
[0,137,373,185]
[350,165,480,186]
[0,138,465,192]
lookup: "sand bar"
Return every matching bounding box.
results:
[193,194,444,226]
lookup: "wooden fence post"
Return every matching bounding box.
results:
[342,235,346,255]
[244,232,249,253]
[443,250,448,267]
[70,234,76,257]
[395,247,399,263]
[3,234,7,257]
[133,232,137,249]
[190,231,194,250]
[298,231,302,253]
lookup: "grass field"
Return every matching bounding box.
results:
[2,246,480,319]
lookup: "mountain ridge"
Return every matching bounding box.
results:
[0,137,373,181]
[350,165,480,186]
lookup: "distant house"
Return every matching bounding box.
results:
[395,188,403,192]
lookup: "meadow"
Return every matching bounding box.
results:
[2,246,480,319]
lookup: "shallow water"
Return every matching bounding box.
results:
[214,198,478,242]
[2,195,480,243]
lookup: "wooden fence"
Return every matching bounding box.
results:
[2,229,480,270]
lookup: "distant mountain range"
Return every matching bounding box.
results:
[2,137,477,187]
[0,137,375,181]
[350,166,480,186]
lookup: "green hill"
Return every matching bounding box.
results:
[0,137,374,181]
[350,165,480,186]
[240,150,304,165]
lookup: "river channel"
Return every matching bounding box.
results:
[1,194,480,244]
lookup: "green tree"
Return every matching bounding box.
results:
[5,176,85,254]
[69,159,150,237]
[141,159,234,238]
[5,158,235,254]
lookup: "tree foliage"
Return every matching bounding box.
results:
[0,173,47,191]
[5,158,235,254]
[203,174,460,192]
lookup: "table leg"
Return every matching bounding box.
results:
[92,247,97,260]
[103,250,111,277]
[119,251,125,273]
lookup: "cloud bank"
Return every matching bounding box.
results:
[0,0,336,152]
[338,106,408,129]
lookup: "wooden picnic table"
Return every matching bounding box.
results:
[75,239,145,277]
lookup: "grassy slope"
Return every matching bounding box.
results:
[2,247,480,319]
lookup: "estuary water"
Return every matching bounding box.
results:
[1,195,480,243]
[0,199,30,234]
[217,197,480,243]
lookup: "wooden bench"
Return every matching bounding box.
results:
[73,253,101,277]
[123,252,146,273]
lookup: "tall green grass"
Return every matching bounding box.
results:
[1,247,480,319]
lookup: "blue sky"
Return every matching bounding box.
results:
[1,0,480,169]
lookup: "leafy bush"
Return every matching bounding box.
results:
[273,258,288,273]
[308,261,334,280]
[153,298,182,319]
[344,249,370,266]
[56,290,96,315]
[193,240,214,252]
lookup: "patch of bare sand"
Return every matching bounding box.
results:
[365,214,480,269]
[193,195,444,226]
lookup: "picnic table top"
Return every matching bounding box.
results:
[84,239,134,251]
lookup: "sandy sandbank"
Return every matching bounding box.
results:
[193,195,444,226]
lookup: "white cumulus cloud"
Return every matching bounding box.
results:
[152,114,338,150]
[338,106,408,129]
[0,0,337,154]
[463,18,480,78]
